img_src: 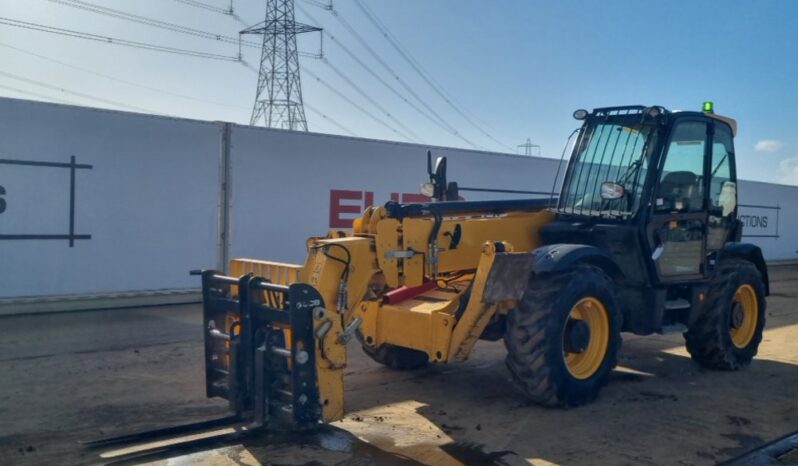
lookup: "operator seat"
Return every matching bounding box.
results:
[659,171,700,210]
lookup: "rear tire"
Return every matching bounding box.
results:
[504,265,622,407]
[684,259,766,370]
[357,332,429,370]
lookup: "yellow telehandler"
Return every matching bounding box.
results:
[88,103,769,447]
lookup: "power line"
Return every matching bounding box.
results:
[324,5,483,150]
[299,66,415,142]
[323,33,445,134]
[298,4,454,142]
[330,6,468,140]
[47,0,320,59]
[47,0,256,48]
[301,11,488,152]
[304,101,356,136]
[6,1,512,150]
[353,0,515,152]
[0,42,247,110]
[321,58,423,143]
[0,83,78,106]
[0,69,162,114]
[2,7,366,139]
[353,0,510,150]
[0,16,354,137]
[1,50,357,138]
[0,17,240,61]
[298,0,332,10]
[4,2,453,142]
[172,0,233,15]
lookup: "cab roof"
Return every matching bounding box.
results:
[588,105,737,137]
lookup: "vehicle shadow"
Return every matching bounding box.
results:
[333,332,798,466]
[77,267,798,466]
[93,326,798,466]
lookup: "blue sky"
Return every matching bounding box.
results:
[1,0,797,185]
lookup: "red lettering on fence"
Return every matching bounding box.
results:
[329,189,362,228]
[329,189,432,228]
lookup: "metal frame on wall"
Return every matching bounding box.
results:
[739,203,780,239]
[217,123,233,273]
[0,155,92,247]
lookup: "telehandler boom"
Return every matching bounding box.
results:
[89,103,769,447]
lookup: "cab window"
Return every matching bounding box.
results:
[655,121,708,212]
[709,123,736,217]
[706,122,737,252]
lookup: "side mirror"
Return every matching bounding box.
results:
[423,150,448,201]
[433,157,447,189]
[600,182,625,200]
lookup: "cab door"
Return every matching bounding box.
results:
[705,122,737,272]
[647,119,710,282]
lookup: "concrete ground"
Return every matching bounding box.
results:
[1,266,797,466]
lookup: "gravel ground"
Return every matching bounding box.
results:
[1,265,797,466]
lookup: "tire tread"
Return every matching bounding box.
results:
[504,265,621,407]
[684,259,766,370]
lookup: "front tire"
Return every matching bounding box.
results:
[684,259,766,370]
[504,265,622,407]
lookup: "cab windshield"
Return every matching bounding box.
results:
[558,114,657,217]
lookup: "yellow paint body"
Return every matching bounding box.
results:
[231,205,554,423]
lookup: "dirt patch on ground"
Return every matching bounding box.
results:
[2,267,798,465]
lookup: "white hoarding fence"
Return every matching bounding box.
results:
[738,204,780,239]
[0,98,220,309]
[737,180,797,261]
[0,156,92,245]
[1,97,797,315]
[226,125,562,265]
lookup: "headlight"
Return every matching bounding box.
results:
[573,109,589,120]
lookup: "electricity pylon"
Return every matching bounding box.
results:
[242,0,321,130]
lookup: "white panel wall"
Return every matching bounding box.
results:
[228,125,560,264]
[1,97,797,303]
[0,98,219,298]
[229,125,798,265]
[738,180,797,260]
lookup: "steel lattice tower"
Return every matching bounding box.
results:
[518,138,541,156]
[241,0,321,130]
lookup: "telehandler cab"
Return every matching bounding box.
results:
[89,103,768,447]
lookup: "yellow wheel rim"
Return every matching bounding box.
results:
[563,297,610,380]
[730,284,758,349]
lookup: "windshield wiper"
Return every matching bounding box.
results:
[618,158,643,186]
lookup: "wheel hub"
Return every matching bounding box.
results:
[730,284,759,349]
[731,302,745,329]
[564,318,590,353]
[563,297,610,380]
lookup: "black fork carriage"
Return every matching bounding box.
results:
[82,270,324,451]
